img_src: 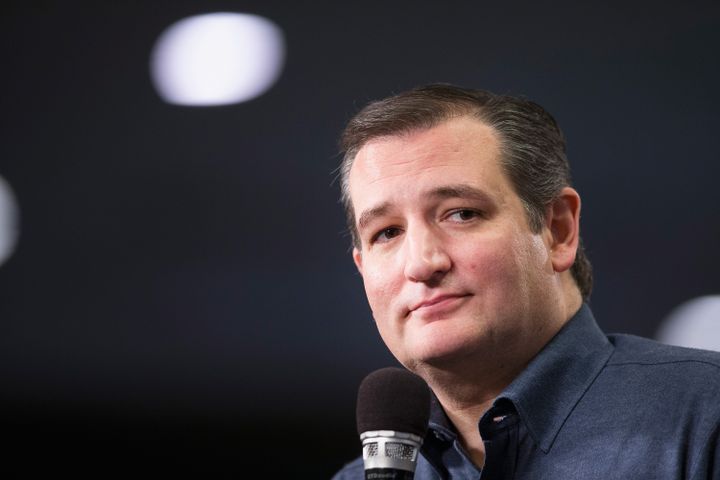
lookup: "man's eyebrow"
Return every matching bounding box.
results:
[357,202,391,231]
[356,185,492,231]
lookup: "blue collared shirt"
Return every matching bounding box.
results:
[332,304,720,479]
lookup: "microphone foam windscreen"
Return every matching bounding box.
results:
[356,367,431,437]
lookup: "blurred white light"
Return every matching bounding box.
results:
[150,12,285,106]
[656,295,720,352]
[0,175,20,266]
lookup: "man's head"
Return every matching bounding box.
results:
[338,84,590,372]
[339,84,592,301]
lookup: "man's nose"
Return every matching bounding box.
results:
[403,226,451,283]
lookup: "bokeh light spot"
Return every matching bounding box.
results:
[656,295,720,352]
[150,12,285,106]
[0,175,20,266]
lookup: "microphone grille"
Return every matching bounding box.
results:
[356,367,431,437]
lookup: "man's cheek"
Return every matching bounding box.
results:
[467,251,509,280]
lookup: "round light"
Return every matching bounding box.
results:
[150,12,285,106]
[0,175,20,266]
[656,295,720,352]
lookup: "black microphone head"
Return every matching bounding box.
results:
[356,366,431,437]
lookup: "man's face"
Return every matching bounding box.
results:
[348,117,559,370]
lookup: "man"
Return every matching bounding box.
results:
[331,84,720,479]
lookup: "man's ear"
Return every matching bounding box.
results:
[353,247,364,276]
[546,187,581,273]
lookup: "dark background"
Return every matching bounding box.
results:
[1,1,719,477]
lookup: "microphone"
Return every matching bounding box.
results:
[356,367,431,480]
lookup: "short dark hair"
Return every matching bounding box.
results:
[338,83,593,301]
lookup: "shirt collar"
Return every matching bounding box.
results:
[428,393,456,441]
[499,303,613,452]
[427,304,614,452]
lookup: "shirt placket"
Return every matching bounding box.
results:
[478,403,520,480]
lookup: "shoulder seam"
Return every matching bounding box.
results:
[606,359,720,370]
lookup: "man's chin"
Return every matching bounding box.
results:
[408,337,482,369]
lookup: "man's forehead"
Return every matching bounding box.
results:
[348,117,503,194]
[354,116,498,162]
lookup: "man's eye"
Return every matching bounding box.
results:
[372,227,402,243]
[447,209,481,222]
